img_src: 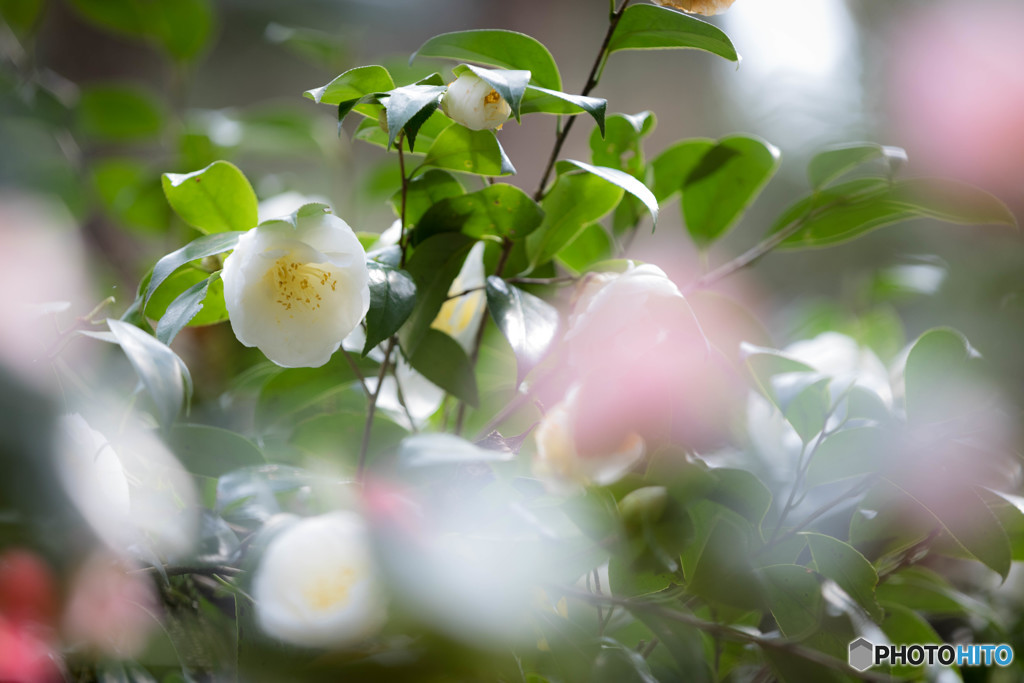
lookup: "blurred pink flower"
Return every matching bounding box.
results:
[0,549,60,683]
[889,3,1024,201]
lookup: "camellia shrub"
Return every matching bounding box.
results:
[1,0,1023,682]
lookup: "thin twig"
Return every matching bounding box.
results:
[358,338,396,479]
[533,0,634,202]
[340,347,370,397]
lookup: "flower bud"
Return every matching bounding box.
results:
[618,486,669,528]
[252,512,387,649]
[222,208,370,368]
[440,73,511,131]
[654,0,736,15]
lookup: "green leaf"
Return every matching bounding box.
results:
[411,29,562,90]
[162,161,259,234]
[404,329,479,406]
[149,0,213,61]
[607,5,739,63]
[384,83,447,150]
[106,319,189,428]
[143,265,227,328]
[708,468,772,534]
[589,111,655,178]
[398,433,511,467]
[304,65,396,106]
[803,533,883,622]
[392,169,465,226]
[805,425,888,488]
[363,262,417,354]
[76,84,165,142]
[266,23,349,72]
[556,223,613,274]
[155,272,221,345]
[399,232,476,355]
[772,177,1016,250]
[885,478,1011,580]
[452,64,530,122]
[527,171,624,267]
[485,277,559,382]
[807,143,907,189]
[91,158,170,234]
[354,109,452,156]
[878,603,944,679]
[557,160,658,229]
[291,411,407,470]
[255,358,372,428]
[875,566,998,623]
[421,125,515,176]
[679,135,780,247]
[413,183,544,245]
[0,0,44,35]
[143,231,242,308]
[903,327,990,425]
[607,555,675,599]
[519,85,608,137]
[682,506,762,610]
[168,424,265,478]
[758,564,822,639]
[651,139,714,202]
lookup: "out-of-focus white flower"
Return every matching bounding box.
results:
[252,512,387,649]
[55,414,198,559]
[62,552,158,658]
[440,73,511,131]
[533,387,645,495]
[785,331,892,406]
[654,0,736,15]
[222,208,370,368]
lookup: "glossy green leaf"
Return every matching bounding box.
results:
[304,65,395,107]
[803,533,883,622]
[168,423,265,478]
[155,272,221,345]
[485,276,559,382]
[411,29,562,90]
[77,84,165,142]
[255,358,372,428]
[874,566,998,623]
[556,223,613,274]
[399,232,476,355]
[392,169,465,226]
[557,160,658,228]
[772,178,1016,250]
[384,83,446,150]
[413,183,544,245]
[291,411,407,469]
[682,505,762,610]
[708,468,772,534]
[903,327,990,425]
[805,425,888,488]
[589,111,655,178]
[520,85,607,136]
[848,479,936,563]
[884,478,1011,580]
[421,125,515,176]
[363,262,417,354]
[106,319,188,428]
[807,143,907,189]
[607,556,675,599]
[527,171,624,267]
[144,265,228,328]
[878,603,943,679]
[398,433,511,467]
[452,64,530,121]
[143,231,242,307]
[651,139,713,202]
[149,0,213,61]
[162,161,259,234]
[607,5,739,63]
[354,109,452,156]
[405,329,478,406]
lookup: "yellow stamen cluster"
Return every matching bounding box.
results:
[267,257,338,314]
[483,89,501,105]
[302,568,356,611]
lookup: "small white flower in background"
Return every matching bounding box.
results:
[654,0,737,15]
[253,511,387,649]
[533,387,645,495]
[222,207,370,368]
[785,331,893,406]
[440,73,511,131]
[56,414,198,560]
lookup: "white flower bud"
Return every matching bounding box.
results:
[440,73,511,131]
[654,0,736,15]
[222,209,370,368]
[532,387,645,495]
[252,512,387,649]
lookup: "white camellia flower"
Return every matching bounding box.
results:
[654,0,737,15]
[222,206,370,368]
[532,387,645,495]
[253,511,387,649]
[440,73,511,131]
[55,414,198,559]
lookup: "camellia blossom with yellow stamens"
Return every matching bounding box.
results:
[440,73,511,131]
[222,207,370,368]
[252,512,387,648]
[654,0,736,15]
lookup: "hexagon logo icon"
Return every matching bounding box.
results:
[849,637,874,672]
